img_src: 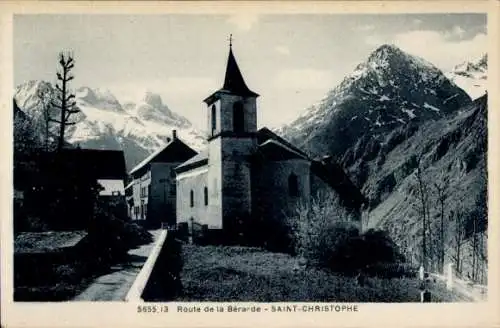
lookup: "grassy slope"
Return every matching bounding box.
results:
[177,245,462,302]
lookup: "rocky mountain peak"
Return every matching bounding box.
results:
[367,44,406,63]
[446,53,487,100]
[77,87,124,112]
[478,54,487,67]
[14,80,54,114]
[135,91,191,128]
[142,91,164,108]
[281,45,472,158]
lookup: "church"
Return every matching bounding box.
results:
[174,41,365,244]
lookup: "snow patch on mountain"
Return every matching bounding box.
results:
[446,54,487,100]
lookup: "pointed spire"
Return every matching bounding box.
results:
[203,36,259,104]
[221,37,259,97]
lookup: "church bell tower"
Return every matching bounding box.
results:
[203,36,259,236]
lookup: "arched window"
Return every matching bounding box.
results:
[190,190,194,207]
[288,173,299,197]
[204,186,208,206]
[211,105,217,135]
[233,102,244,133]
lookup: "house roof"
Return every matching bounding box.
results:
[129,137,197,175]
[17,148,127,179]
[63,148,127,180]
[175,150,209,173]
[204,46,259,104]
[14,231,88,254]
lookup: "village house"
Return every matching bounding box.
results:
[174,42,365,244]
[127,131,197,227]
[14,147,128,231]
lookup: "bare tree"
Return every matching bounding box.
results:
[37,86,54,151]
[415,157,430,271]
[450,209,466,276]
[50,52,80,151]
[434,174,448,274]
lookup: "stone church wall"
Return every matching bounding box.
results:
[220,137,256,229]
[253,159,311,222]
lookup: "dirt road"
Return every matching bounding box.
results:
[73,230,163,301]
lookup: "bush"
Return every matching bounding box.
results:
[288,193,405,274]
[287,192,360,266]
[328,229,406,274]
[84,199,153,265]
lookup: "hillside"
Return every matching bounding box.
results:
[14,81,205,170]
[280,45,487,280]
[362,96,487,269]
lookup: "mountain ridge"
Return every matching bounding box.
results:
[14,80,206,171]
[280,44,472,159]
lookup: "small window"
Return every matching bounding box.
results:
[211,105,217,135]
[288,173,299,197]
[233,102,244,133]
[204,186,208,206]
[190,190,194,207]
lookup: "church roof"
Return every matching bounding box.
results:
[310,159,366,210]
[175,150,209,173]
[204,45,259,104]
[257,127,365,209]
[129,134,197,176]
[258,139,309,161]
[256,127,310,159]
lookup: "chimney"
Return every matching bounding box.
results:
[172,130,177,139]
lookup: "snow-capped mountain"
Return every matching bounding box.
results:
[279,44,485,276]
[280,44,471,158]
[14,81,206,170]
[446,54,487,100]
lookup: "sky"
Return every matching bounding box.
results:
[14,14,487,130]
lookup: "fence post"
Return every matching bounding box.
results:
[419,266,425,280]
[446,263,454,291]
[419,266,431,302]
